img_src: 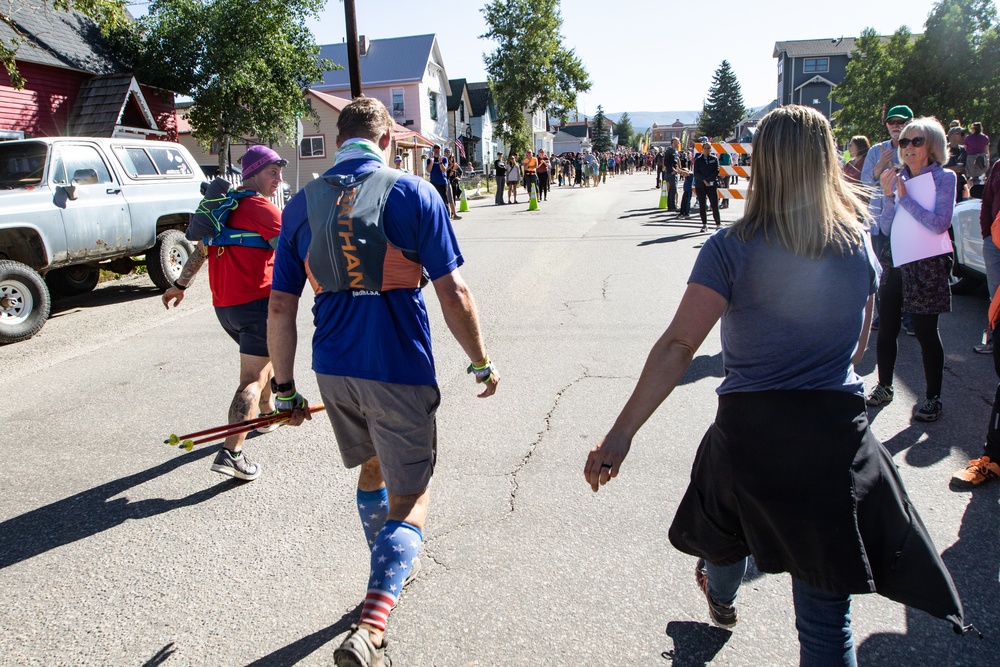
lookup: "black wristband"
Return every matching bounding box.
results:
[271,377,295,394]
[173,280,187,291]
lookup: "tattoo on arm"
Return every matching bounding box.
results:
[178,245,207,285]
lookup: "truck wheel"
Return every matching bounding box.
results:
[147,229,194,291]
[0,260,51,344]
[46,265,100,297]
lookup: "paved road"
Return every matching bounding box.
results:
[2,172,997,666]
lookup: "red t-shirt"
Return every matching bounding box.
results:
[207,193,282,307]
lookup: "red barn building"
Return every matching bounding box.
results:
[0,0,176,141]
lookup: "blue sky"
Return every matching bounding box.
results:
[131,0,954,114]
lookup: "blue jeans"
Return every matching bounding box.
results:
[983,234,1000,299]
[706,559,855,666]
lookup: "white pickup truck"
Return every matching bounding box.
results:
[0,137,205,343]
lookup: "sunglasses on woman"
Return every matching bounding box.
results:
[898,136,926,148]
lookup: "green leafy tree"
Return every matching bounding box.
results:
[481,0,591,156]
[592,105,612,152]
[697,60,748,140]
[2,0,129,88]
[615,111,633,147]
[830,27,913,144]
[114,0,333,171]
[903,0,999,150]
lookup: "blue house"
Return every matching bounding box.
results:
[773,38,862,121]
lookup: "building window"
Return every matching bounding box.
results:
[459,105,465,122]
[803,58,829,73]
[392,89,404,117]
[300,136,325,159]
[777,59,783,76]
[428,91,438,121]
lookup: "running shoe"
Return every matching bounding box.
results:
[254,410,283,434]
[951,456,1000,488]
[866,384,894,407]
[914,397,942,422]
[334,625,387,667]
[973,342,993,354]
[211,448,260,481]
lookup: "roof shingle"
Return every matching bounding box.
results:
[317,34,438,89]
[0,0,125,74]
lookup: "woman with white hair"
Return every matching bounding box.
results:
[585,105,965,665]
[867,117,956,422]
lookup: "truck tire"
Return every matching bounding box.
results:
[46,265,100,297]
[147,229,194,291]
[0,260,51,344]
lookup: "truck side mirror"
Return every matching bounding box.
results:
[62,168,99,200]
[72,168,99,185]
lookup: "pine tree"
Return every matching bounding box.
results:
[616,112,634,147]
[697,60,748,140]
[592,105,612,152]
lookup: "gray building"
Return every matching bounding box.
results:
[773,38,859,120]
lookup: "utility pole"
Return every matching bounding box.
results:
[344,0,363,98]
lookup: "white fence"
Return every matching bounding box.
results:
[215,172,290,210]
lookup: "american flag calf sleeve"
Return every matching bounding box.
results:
[359,520,423,631]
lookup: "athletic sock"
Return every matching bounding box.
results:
[359,520,422,632]
[356,487,388,550]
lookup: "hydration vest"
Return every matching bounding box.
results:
[188,178,272,250]
[303,167,424,294]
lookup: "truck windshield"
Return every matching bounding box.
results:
[0,141,48,189]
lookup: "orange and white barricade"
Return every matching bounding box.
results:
[695,143,752,205]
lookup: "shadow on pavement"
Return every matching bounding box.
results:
[680,353,724,385]
[661,620,731,666]
[0,446,235,570]
[619,208,666,219]
[876,424,952,468]
[856,485,999,665]
[141,642,176,666]
[244,603,362,667]
[50,281,160,316]
[639,232,705,247]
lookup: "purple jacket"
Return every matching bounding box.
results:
[879,163,956,237]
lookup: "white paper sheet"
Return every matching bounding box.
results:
[889,170,953,267]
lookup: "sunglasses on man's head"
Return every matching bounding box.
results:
[898,136,926,148]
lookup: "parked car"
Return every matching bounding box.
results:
[951,197,986,294]
[198,164,241,178]
[0,137,205,344]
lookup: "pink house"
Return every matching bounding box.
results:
[313,34,452,149]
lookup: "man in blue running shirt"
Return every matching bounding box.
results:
[267,96,499,667]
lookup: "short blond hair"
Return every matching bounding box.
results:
[337,96,393,144]
[730,105,868,258]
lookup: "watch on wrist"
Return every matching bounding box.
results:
[271,378,295,394]
[173,280,187,291]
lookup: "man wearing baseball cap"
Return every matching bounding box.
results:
[162,145,287,481]
[862,104,912,331]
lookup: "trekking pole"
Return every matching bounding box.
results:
[166,404,326,450]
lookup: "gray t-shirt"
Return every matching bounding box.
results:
[689,229,877,395]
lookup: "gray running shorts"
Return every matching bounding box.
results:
[316,374,440,496]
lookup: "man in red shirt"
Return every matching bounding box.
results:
[162,145,286,481]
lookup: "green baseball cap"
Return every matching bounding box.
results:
[885,105,913,121]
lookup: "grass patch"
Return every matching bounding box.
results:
[98,264,148,284]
